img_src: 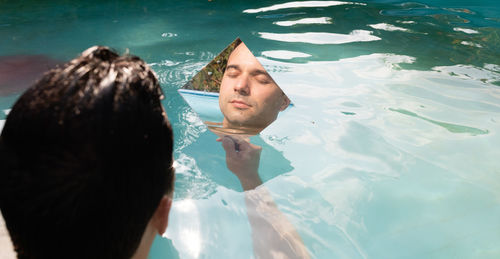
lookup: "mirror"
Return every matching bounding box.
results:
[177,38,294,195]
[179,38,291,137]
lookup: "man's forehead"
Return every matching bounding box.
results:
[228,44,262,65]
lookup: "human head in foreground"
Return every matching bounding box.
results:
[218,42,290,134]
[0,46,174,259]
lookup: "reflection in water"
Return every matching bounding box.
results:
[177,37,303,254]
[432,64,500,85]
[259,30,381,44]
[453,27,479,34]
[389,108,489,136]
[177,43,300,259]
[259,52,500,257]
[179,127,293,195]
[171,1,500,257]
[219,135,310,258]
[245,186,311,258]
[167,199,201,258]
[460,41,482,48]
[245,0,499,70]
[1,0,500,258]
[368,23,410,32]
[243,1,364,14]
[206,122,262,137]
[261,50,312,60]
[274,17,333,26]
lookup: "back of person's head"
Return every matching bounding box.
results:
[0,46,174,259]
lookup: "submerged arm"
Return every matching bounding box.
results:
[220,136,310,259]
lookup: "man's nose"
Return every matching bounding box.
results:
[233,74,250,95]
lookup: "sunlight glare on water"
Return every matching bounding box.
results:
[258,53,500,258]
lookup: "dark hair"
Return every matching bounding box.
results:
[0,46,174,259]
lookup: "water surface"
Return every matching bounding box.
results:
[1,0,499,258]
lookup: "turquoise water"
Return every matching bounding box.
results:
[1,0,500,258]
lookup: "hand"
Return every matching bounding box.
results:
[218,136,263,190]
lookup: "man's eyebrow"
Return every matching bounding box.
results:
[226,64,241,71]
[250,69,271,77]
[226,65,272,79]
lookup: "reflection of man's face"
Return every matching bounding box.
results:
[219,43,289,131]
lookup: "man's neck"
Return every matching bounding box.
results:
[222,118,263,135]
[131,223,156,259]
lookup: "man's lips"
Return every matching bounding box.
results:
[230,99,251,109]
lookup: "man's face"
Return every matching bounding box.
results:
[219,43,289,131]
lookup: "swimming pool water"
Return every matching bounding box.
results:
[1,1,499,258]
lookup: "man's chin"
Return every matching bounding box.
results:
[225,116,252,127]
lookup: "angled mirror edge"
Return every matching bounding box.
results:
[237,39,294,109]
[178,37,294,137]
[180,37,242,93]
[178,37,293,108]
[177,38,241,127]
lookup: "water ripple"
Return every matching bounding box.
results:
[244,1,365,14]
[274,17,333,26]
[368,23,409,32]
[261,50,311,59]
[389,108,489,136]
[453,27,479,34]
[259,30,381,44]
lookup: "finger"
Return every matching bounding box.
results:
[221,136,237,156]
[248,143,262,154]
[237,140,262,153]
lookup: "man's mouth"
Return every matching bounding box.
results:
[230,99,251,109]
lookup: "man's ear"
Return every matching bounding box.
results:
[152,195,172,236]
[279,95,291,111]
